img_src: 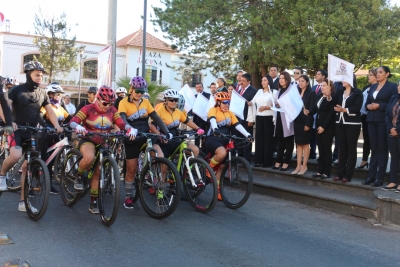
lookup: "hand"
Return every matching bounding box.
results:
[3,126,13,135]
[303,109,309,116]
[12,122,18,131]
[248,122,254,127]
[197,128,205,135]
[317,126,325,134]
[304,126,310,131]
[56,126,64,134]
[126,127,138,141]
[75,125,86,135]
[334,105,344,112]
[390,128,398,137]
[247,135,254,142]
[164,133,173,140]
[247,101,253,106]
[213,128,221,137]
[275,102,280,108]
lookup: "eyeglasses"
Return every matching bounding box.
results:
[222,100,230,105]
[100,101,113,107]
[294,72,300,75]
[135,90,145,94]
[167,98,178,102]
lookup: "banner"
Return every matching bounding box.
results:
[207,95,215,114]
[277,83,303,129]
[97,46,112,88]
[179,84,196,112]
[229,90,246,120]
[192,94,209,122]
[328,54,355,86]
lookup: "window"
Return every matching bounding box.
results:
[189,73,202,87]
[146,66,157,82]
[23,54,40,64]
[83,60,97,79]
[159,70,163,84]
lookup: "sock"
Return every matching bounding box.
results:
[125,181,133,198]
[90,188,98,202]
[210,158,219,168]
[78,167,85,176]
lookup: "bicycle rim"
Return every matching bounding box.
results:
[139,157,181,219]
[99,157,121,226]
[54,146,70,184]
[220,156,253,209]
[6,156,24,192]
[183,157,217,213]
[60,149,82,207]
[24,158,50,221]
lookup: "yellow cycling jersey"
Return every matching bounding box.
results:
[155,102,187,117]
[118,97,154,122]
[155,105,188,129]
[40,104,69,123]
[208,107,239,128]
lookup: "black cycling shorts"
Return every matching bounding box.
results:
[124,137,147,160]
[159,139,181,159]
[205,136,229,155]
[8,130,32,148]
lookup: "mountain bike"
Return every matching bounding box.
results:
[52,125,75,184]
[60,132,124,226]
[169,130,217,213]
[134,132,181,219]
[110,134,125,181]
[202,134,253,209]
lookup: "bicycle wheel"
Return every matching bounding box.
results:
[5,156,24,192]
[182,157,217,213]
[54,146,70,184]
[220,156,253,209]
[60,149,82,207]
[139,157,181,219]
[115,142,125,181]
[23,158,50,221]
[98,156,120,226]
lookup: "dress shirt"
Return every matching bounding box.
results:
[247,88,276,122]
[64,102,76,115]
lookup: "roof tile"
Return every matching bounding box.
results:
[116,28,173,51]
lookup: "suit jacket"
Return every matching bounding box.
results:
[295,88,315,128]
[385,95,400,134]
[218,87,228,93]
[239,85,257,121]
[315,94,335,130]
[311,84,323,97]
[366,81,398,123]
[192,91,211,129]
[272,78,279,90]
[333,88,363,125]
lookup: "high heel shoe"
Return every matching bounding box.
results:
[362,178,375,185]
[291,168,300,174]
[297,167,308,175]
[357,162,369,169]
[280,165,289,171]
[372,180,383,187]
[272,164,281,170]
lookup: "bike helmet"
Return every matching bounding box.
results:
[88,86,98,94]
[215,92,230,101]
[163,89,180,99]
[23,61,46,73]
[115,87,127,94]
[177,94,185,111]
[5,76,18,85]
[143,92,150,99]
[45,83,65,94]
[129,76,148,91]
[97,85,116,103]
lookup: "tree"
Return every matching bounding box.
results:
[153,0,400,88]
[33,10,84,83]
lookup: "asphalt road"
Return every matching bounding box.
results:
[1,188,400,267]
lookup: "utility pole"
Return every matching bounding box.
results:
[141,0,147,77]
[107,0,117,89]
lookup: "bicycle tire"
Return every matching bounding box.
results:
[24,158,50,221]
[60,149,83,207]
[5,156,24,192]
[139,157,181,219]
[115,142,125,181]
[220,156,253,209]
[54,145,70,184]
[182,157,217,213]
[98,156,120,226]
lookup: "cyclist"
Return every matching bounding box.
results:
[151,89,204,159]
[70,85,136,214]
[118,76,172,209]
[114,87,127,109]
[5,76,19,91]
[0,61,63,213]
[40,83,72,194]
[76,86,97,114]
[0,76,14,128]
[206,92,254,200]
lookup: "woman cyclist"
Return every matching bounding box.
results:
[151,89,204,159]
[40,83,72,194]
[70,86,136,214]
[206,92,254,200]
[118,76,172,209]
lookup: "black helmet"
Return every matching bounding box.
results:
[88,86,98,94]
[24,61,46,73]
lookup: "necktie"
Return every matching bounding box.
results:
[315,84,321,94]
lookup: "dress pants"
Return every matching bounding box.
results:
[275,113,294,165]
[368,122,389,182]
[241,120,253,162]
[336,123,361,179]
[254,116,274,166]
[388,135,400,183]
[361,115,370,162]
[310,128,317,158]
[316,125,335,176]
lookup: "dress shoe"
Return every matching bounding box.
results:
[333,177,342,182]
[321,174,330,179]
[372,180,383,187]
[297,167,308,175]
[311,173,321,178]
[382,184,397,191]
[341,178,351,183]
[280,167,288,171]
[291,168,300,174]
[357,162,369,169]
[272,165,281,170]
[362,178,375,185]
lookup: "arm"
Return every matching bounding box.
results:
[385,98,394,134]
[346,92,363,114]
[321,100,336,130]
[149,111,169,134]
[379,86,398,112]
[112,111,127,130]
[149,123,161,134]
[305,92,316,127]
[43,104,62,132]
[0,81,12,126]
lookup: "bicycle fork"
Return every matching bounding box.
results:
[184,153,203,188]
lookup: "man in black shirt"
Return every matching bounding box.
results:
[76,86,97,114]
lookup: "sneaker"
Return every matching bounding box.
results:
[50,186,59,195]
[89,200,99,214]
[0,175,7,191]
[218,193,222,201]
[124,197,134,209]
[18,200,38,214]
[74,176,83,191]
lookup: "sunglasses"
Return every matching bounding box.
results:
[167,98,178,102]
[49,92,61,96]
[135,90,145,94]
[222,100,230,105]
[100,101,113,107]
[294,72,300,74]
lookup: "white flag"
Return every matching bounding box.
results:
[179,84,196,112]
[229,90,246,120]
[206,95,215,114]
[328,54,355,86]
[277,83,303,129]
[192,94,209,122]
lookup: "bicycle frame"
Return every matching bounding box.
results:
[45,136,69,165]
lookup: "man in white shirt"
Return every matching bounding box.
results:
[63,95,76,115]
[269,66,279,89]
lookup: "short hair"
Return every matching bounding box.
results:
[369,68,378,77]
[227,84,235,89]
[218,77,226,86]
[237,70,244,74]
[321,79,335,95]
[64,94,70,97]
[242,73,252,82]
[195,82,204,88]
[279,71,291,89]
[269,66,278,71]
[294,67,304,74]
[318,69,328,78]
[210,82,216,86]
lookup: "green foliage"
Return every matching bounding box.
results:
[357,73,400,89]
[153,0,400,87]
[116,76,168,105]
[33,10,84,83]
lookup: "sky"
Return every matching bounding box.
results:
[0,0,399,46]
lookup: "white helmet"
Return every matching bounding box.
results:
[45,83,64,95]
[116,87,127,94]
[164,89,180,99]
[177,94,185,111]
[5,76,18,85]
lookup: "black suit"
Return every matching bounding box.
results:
[385,95,400,183]
[237,85,257,161]
[365,81,397,183]
[192,91,211,149]
[272,78,279,90]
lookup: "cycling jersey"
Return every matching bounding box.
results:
[155,102,187,116]
[40,104,69,126]
[155,105,188,135]
[70,103,126,145]
[208,107,239,135]
[118,97,154,133]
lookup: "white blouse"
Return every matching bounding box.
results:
[247,88,277,122]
